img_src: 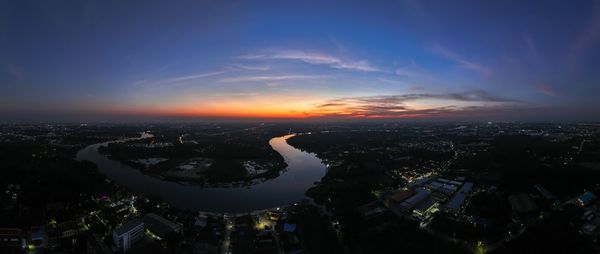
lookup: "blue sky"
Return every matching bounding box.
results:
[1,0,600,121]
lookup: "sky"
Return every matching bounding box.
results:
[1,0,600,122]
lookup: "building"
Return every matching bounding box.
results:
[143,213,181,239]
[426,181,458,195]
[0,228,25,249]
[578,191,597,207]
[407,176,435,188]
[534,184,559,206]
[113,219,144,253]
[57,220,79,239]
[430,191,450,203]
[87,234,112,254]
[437,178,462,186]
[581,223,597,235]
[412,198,439,220]
[194,214,208,228]
[398,188,431,212]
[444,182,473,216]
[386,189,414,204]
[508,193,538,220]
[357,201,385,218]
[29,226,47,249]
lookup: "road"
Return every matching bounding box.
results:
[222,215,233,254]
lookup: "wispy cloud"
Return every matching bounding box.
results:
[534,84,558,97]
[138,71,226,91]
[377,78,411,86]
[567,10,600,66]
[318,90,515,106]
[159,71,226,84]
[393,60,438,81]
[523,33,541,64]
[240,50,382,72]
[220,74,326,83]
[431,45,492,77]
[2,62,24,82]
[232,64,271,71]
[308,90,518,118]
[394,68,424,78]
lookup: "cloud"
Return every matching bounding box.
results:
[1,62,24,82]
[233,64,271,71]
[220,74,326,83]
[318,90,514,106]
[239,50,382,72]
[523,33,541,63]
[393,61,440,84]
[317,102,347,108]
[534,84,558,97]
[377,78,411,86]
[567,11,600,66]
[138,71,226,91]
[159,71,226,84]
[395,68,424,78]
[393,60,428,78]
[309,90,519,118]
[431,45,492,77]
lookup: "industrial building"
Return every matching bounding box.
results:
[407,176,435,188]
[443,182,473,216]
[436,178,462,186]
[425,181,458,195]
[412,198,439,220]
[398,188,431,212]
[386,189,414,204]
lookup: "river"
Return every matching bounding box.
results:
[75,134,326,213]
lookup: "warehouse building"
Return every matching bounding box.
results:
[443,182,473,216]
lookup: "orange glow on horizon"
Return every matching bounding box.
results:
[99,97,468,119]
[104,106,450,119]
[107,103,320,119]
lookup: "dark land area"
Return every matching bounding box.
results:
[1,122,600,253]
[97,124,288,184]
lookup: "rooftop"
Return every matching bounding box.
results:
[143,213,180,237]
[509,193,538,214]
[113,219,143,236]
[579,192,597,205]
[444,182,473,212]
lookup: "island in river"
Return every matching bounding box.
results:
[77,132,328,212]
[97,127,288,185]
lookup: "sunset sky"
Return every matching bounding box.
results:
[1,0,600,121]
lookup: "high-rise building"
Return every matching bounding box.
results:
[112,219,144,253]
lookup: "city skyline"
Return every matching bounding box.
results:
[2,0,600,122]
